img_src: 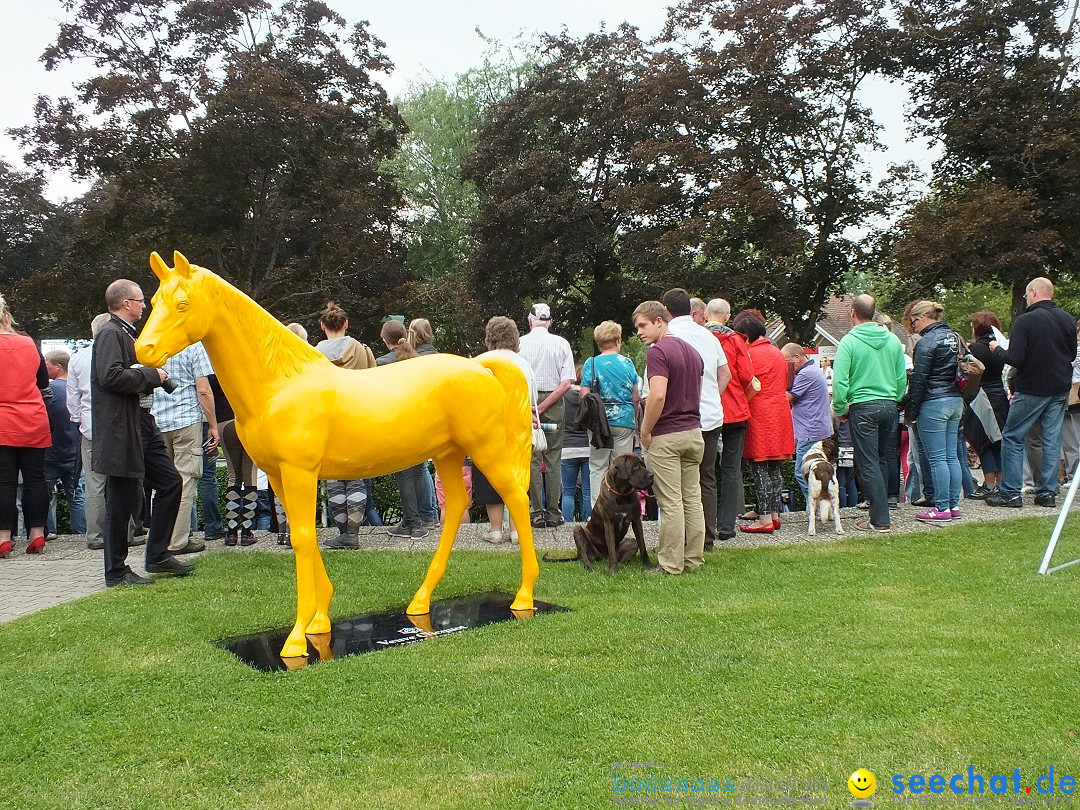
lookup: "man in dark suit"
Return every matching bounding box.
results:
[92,278,192,586]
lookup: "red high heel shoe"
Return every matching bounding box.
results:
[740,524,775,534]
[0,540,12,558]
[773,518,781,529]
[25,536,46,554]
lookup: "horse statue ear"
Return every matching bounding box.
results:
[149,251,171,281]
[173,251,193,279]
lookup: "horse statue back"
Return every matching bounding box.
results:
[135,251,538,659]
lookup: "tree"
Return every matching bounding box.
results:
[0,161,72,335]
[463,25,662,340]
[658,0,906,342]
[14,0,407,338]
[893,0,1080,317]
[463,2,909,344]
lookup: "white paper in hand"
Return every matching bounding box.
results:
[991,325,1009,349]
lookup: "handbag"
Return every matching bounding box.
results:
[532,426,547,452]
[531,405,547,451]
[954,334,985,403]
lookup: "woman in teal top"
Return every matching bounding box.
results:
[580,320,640,508]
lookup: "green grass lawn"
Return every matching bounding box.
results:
[2,517,1078,809]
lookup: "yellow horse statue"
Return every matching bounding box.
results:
[135,251,538,659]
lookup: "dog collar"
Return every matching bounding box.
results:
[603,469,635,497]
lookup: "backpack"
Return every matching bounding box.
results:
[954,333,985,403]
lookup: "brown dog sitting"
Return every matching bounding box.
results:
[545,453,654,574]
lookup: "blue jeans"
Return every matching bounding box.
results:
[794,438,817,507]
[848,400,899,528]
[838,465,859,507]
[44,456,78,535]
[193,423,222,535]
[905,423,924,502]
[918,396,963,512]
[420,463,438,523]
[1000,392,1068,498]
[560,457,592,522]
[70,475,86,534]
[957,431,974,497]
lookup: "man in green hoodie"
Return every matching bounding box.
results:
[832,295,908,532]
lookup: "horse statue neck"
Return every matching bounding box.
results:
[195,270,325,422]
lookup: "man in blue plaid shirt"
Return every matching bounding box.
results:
[152,342,218,554]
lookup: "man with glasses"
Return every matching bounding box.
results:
[92,280,191,586]
[987,277,1077,508]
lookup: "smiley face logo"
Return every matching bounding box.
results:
[848,768,877,799]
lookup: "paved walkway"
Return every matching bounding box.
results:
[1,495,1075,623]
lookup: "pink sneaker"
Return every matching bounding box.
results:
[916,508,952,524]
[949,508,962,520]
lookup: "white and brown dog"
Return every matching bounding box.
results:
[802,437,844,536]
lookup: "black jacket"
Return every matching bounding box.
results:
[576,391,613,450]
[91,315,164,478]
[994,300,1077,397]
[968,335,1009,429]
[907,321,961,421]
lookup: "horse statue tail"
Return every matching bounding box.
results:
[476,355,533,492]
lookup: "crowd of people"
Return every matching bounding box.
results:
[0,275,1077,583]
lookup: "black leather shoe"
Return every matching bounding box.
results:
[1034,494,1057,507]
[986,492,1023,508]
[86,539,104,550]
[106,571,153,587]
[145,555,195,576]
[203,530,226,541]
[172,540,206,555]
[128,534,146,547]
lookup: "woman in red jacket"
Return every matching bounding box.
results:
[0,294,51,557]
[733,312,795,533]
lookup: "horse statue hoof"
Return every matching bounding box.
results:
[406,596,431,616]
[305,613,331,635]
[510,592,535,612]
[280,634,310,659]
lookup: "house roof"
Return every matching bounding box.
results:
[766,294,911,347]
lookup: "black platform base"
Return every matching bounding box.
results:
[217,591,570,671]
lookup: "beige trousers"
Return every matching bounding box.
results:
[645,428,706,574]
[161,423,203,551]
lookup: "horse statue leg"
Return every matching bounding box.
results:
[269,471,333,636]
[275,465,332,658]
[471,453,539,612]
[407,452,467,615]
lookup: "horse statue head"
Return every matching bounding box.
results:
[136,250,212,368]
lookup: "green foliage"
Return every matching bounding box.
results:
[892,0,1080,317]
[14,0,407,341]
[1,518,1077,808]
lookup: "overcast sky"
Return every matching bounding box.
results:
[0,0,932,201]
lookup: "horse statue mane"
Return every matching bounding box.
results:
[136,250,539,660]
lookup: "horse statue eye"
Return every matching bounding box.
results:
[177,301,189,312]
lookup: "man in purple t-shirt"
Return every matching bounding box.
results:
[781,344,834,506]
[634,300,706,575]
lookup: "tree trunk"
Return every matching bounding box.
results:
[1011,277,1027,322]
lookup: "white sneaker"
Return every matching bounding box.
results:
[483,530,506,544]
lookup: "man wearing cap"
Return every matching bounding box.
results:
[987,277,1077,508]
[518,302,576,528]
